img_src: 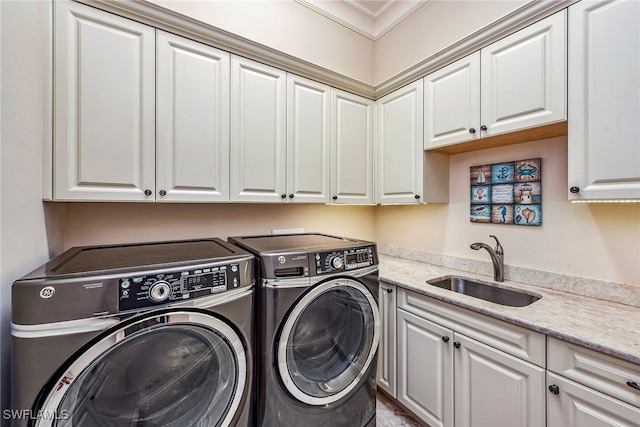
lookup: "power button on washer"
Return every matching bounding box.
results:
[39,286,55,299]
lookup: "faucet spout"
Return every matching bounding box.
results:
[470,235,505,282]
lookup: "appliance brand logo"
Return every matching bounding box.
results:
[277,256,286,264]
[39,286,55,299]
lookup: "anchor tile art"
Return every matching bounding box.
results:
[470,158,542,226]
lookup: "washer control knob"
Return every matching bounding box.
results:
[330,256,344,270]
[149,281,171,303]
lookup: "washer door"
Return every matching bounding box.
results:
[278,278,380,406]
[37,311,246,427]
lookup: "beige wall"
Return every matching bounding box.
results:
[151,0,375,84]
[374,0,529,85]
[62,203,376,249]
[0,0,66,412]
[375,137,640,286]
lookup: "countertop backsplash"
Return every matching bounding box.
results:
[378,244,640,308]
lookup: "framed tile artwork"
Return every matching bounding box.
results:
[470,158,542,226]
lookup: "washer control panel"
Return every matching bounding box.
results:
[119,263,241,311]
[314,246,375,275]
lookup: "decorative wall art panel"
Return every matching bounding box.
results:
[470,158,541,226]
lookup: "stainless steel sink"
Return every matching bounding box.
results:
[426,276,541,307]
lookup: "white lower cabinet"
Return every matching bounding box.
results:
[547,372,640,427]
[397,308,453,427]
[546,336,640,427]
[391,287,546,427]
[377,282,397,397]
[454,334,545,427]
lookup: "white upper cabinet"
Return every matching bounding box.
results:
[481,10,566,137]
[424,52,481,149]
[331,89,374,204]
[376,80,425,204]
[156,31,230,202]
[424,11,566,150]
[287,74,331,203]
[54,1,155,201]
[568,0,640,201]
[230,56,287,202]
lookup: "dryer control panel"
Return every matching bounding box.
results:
[314,246,375,275]
[119,263,242,311]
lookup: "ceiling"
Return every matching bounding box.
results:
[295,0,428,40]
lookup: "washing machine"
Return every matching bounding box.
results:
[11,238,255,427]
[228,233,380,427]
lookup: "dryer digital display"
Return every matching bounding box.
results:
[183,270,227,292]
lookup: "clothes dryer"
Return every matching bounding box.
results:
[228,233,379,427]
[11,238,255,427]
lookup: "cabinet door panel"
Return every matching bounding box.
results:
[376,81,424,204]
[377,282,396,397]
[287,75,331,203]
[424,52,480,149]
[454,334,545,427]
[397,309,453,427]
[54,1,155,201]
[568,0,640,200]
[547,372,640,427]
[481,11,566,137]
[331,89,373,204]
[230,56,286,202]
[156,31,229,202]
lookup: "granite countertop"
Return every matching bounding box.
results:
[379,255,640,365]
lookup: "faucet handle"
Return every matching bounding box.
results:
[489,235,503,255]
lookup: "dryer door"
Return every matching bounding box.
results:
[277,278,380,406]
[36,311,246,427]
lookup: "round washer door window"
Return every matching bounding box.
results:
[37,311,246,427]
[278,279,380,406]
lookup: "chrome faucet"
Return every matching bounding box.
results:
[470,235,504,282]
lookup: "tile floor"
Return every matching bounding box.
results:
[376,392,422,427]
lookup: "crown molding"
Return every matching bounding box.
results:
[70,0,577,101]
[294,0,427,41]
[72,0,376,98]
[374,0,579,98]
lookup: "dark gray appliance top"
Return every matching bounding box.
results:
[18,238,252,280]
[227,233,372,254]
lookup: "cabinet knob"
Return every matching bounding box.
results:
[569,186,580,194]
[442,336,450,343]
[480,125,488,131]
[385,288,393,294]
[159,190,167,197]
[289,194,294,199]
[453,341,461,349]
[144,189,152,197]
[415,194,420,200]
[281,194,287,199]
[469,128,476,134]
[548,384,560,395]
[332,195,338,200]
[627,381,640,391]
